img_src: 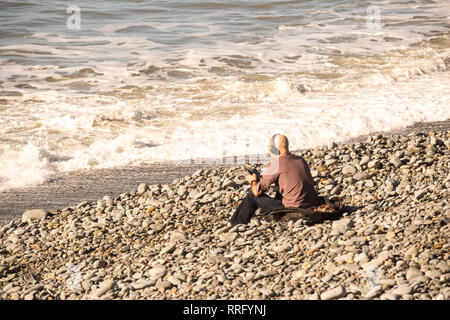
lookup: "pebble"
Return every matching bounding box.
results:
[138,183,148,195]
[392,284,412,296]
[259,288,274,297]
[309,292,320,300]
[161,244,176,255]
[342,165,357,175]
[272,243,291,253]
[386,231,396,240]
[405,246,418,259]
[354,252,369,263]
[379,279,396,289]
[156,280,172,292]
[321,285,345,300]
[170,231,187,242]
[220,232,238,243]
[367,160,380,169]
[0,130,448,300]
[414,189,427,200]
[148,265,167,281]
[151,223,164,231]
[93,260,107,269]
[81,280,91,292]
[436,261,449,273]
[406,268,423,281]
[22,209,47,223]
[95,279,115,298]
[332,218,353,234]
[292,270,306,280]
[389,156,402,168]
[360,156,371,166]
[353,172,369,181]
[325,262,337,274]
[365,286,382,299]
[24,291,35,300]
[131,279,154,290]
[310,170,319,178]
[334,253,353,264]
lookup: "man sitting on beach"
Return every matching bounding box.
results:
[230,134,319,225]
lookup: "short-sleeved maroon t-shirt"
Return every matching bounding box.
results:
[255,153,319,208]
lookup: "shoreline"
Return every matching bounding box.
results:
[0,123,448,300]
[1,119,449,225]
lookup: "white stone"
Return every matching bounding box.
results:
[342,165,357,175]
[392,284,412,296]
[321,285,345,300]
[170,231,187,242]
[95,279,114,297]
[148,265,167,281]
[220,232,238,243]
[131,279,154,290]
[22,209,47,223]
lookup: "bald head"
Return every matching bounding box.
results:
[269,134,289,156]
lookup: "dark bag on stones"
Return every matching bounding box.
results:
[257,196,344,225]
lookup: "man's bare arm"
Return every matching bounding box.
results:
[251,180,261,197]
[246,173,261,197]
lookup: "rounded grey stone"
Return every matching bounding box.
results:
[22,209,47,223]
[321,285,346,300]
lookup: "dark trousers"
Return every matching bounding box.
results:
[230,190,284,225]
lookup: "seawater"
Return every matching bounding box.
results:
[0,0,449,190]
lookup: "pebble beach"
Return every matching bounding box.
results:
[0,129,449,300]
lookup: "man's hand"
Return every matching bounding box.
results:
[246,173,257,184]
